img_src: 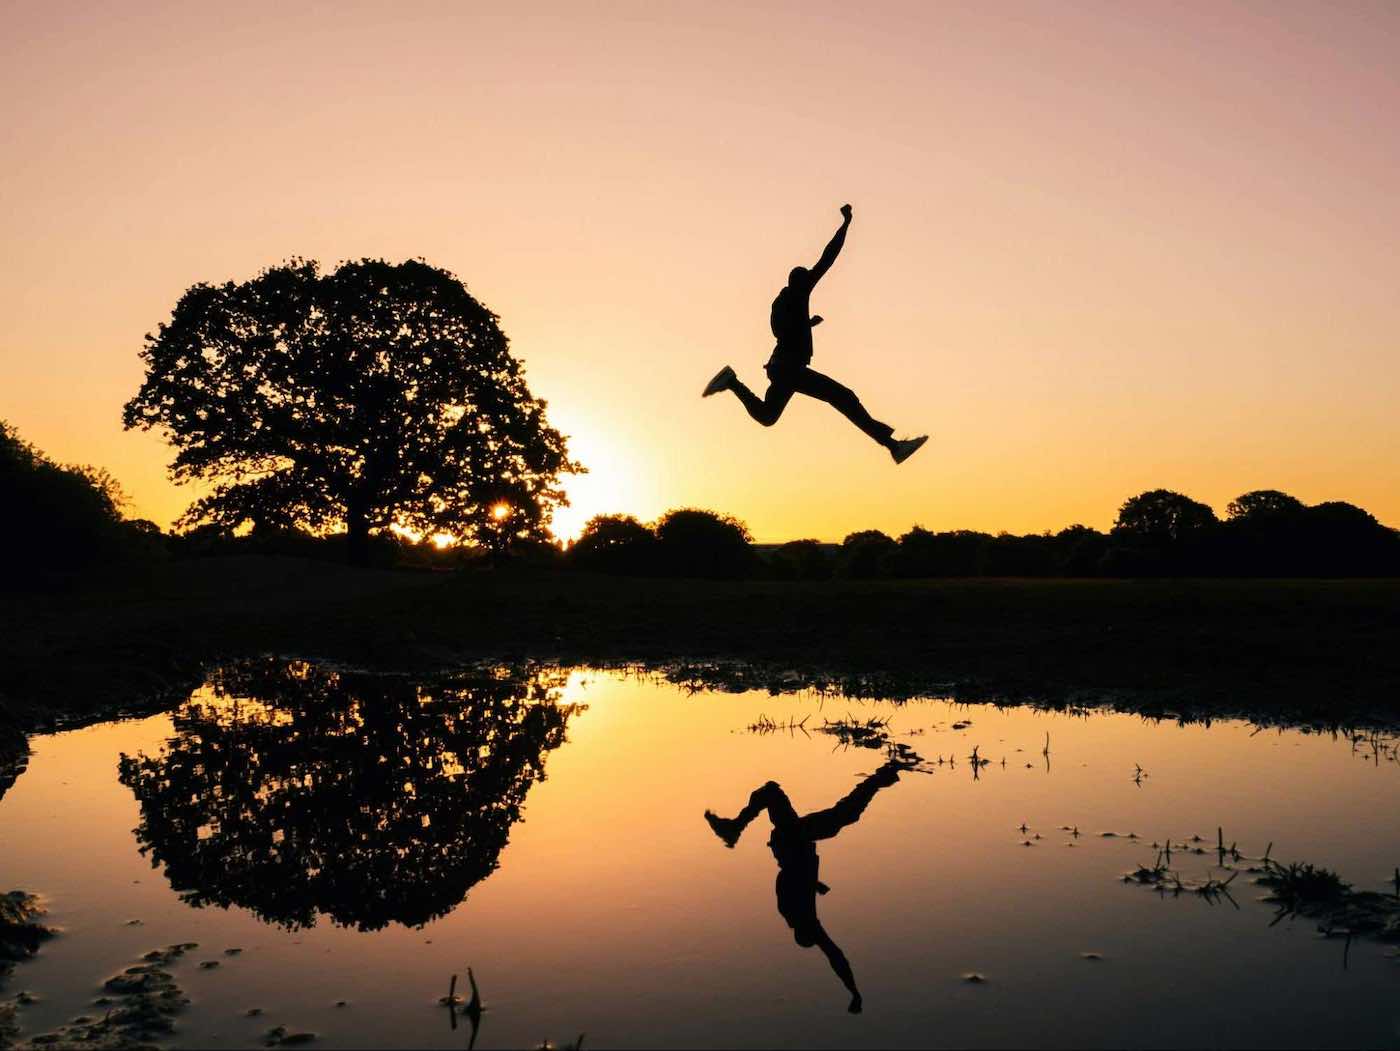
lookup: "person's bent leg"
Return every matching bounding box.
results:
[705,780,800,845]
[729,375,794,427]
[792,368,895,448]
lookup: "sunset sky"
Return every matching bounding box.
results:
[3,1,1397,542]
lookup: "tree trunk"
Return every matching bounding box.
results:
[346,497,370,568]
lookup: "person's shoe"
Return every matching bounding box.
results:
[704,809,743,848]
[890,435,929,464]
[702,365,736,397]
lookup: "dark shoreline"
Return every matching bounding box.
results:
[3,557,1399,755]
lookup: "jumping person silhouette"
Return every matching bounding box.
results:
[704,759,908,1014]
[703,204,928,464]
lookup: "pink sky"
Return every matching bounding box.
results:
[3,1,1397,540]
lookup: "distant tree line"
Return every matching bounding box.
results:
[6,417,1398,584]
[566,488,1400,580]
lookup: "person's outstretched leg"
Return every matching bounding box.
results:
[798,761,901,842]
[791,368,896,449]
[815,930,863,1014]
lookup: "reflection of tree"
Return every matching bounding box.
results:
[118,660,581,931]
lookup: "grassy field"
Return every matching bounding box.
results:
[3,558,1399,743]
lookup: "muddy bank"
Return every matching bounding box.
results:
[1,892,54,1050]
[0,732,25,807]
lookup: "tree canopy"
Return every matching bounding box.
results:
[1112,489,1218,543]
[1226,489,1306,521]
[123,259,581,564]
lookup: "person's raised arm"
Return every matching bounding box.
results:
[808,204,853,285]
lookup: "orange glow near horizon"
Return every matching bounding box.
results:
[2,3,1398,543]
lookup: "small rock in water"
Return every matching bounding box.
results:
[224,948,244,956]
[199,960,221,970]
[1080,952,1104,961]
[246,1008,264,1017]
[961,972,988,983]
[125,919,143,926]
[334,1000,348,1008]
[263,1025,317,1046]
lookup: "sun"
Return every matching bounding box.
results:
[491,502,511,521]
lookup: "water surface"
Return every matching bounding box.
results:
[2,662,1398,1048]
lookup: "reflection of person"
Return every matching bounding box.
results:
[703,204,928,465]
[704,761,905,1013]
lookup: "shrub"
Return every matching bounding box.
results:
[838,530,897,579]
[767,539,834,581]
[0,420,157,587]
[653,509,754,579]
[568,514,657,575]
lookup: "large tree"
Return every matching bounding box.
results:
[123,258,581,564]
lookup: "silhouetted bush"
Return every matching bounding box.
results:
[653,509,755,579]
[892,527,990,577]
[1293,501,1400,576]
[767,539,834,581]
[1,420,162,587]
[568,514,658,575]
[983,532,1054,576]
[1048,525,1108,576]
[838,530,897,579]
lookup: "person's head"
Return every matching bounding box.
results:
[788,266,811,289]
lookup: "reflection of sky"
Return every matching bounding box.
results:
[4,671,1399,1047]
[3,3,1398,542]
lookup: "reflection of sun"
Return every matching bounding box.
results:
[491,502,511,521]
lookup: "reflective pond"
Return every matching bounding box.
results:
[2,661,1398,1048]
